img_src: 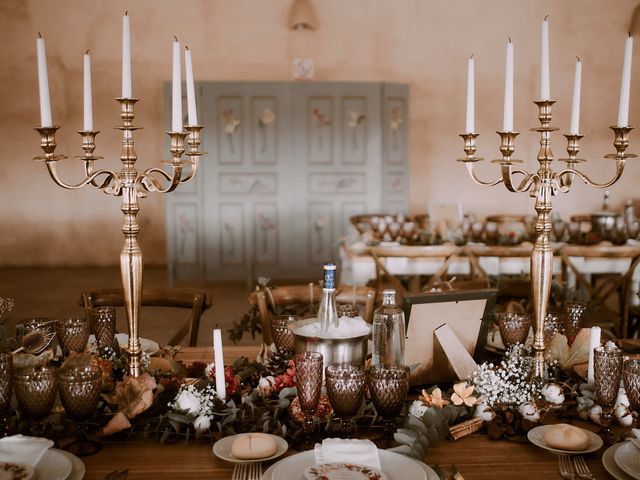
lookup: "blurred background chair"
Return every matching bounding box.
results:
[79,288,212,346]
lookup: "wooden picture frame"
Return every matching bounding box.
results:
[402,289,496,385]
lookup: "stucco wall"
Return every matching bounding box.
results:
[0,0,638,266]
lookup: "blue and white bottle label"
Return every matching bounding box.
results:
[323,262,336,289]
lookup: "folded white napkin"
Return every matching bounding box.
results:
[314,438,381,471]
[0,435,54,468]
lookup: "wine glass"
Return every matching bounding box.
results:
[494,312,531,349]
[623,359,640,430]
[0,354,12,437]
[271,315,297,356]
[325,363,366,437]
[92,306,116,350]
[294,351,323,439]
[563,301,587,345]
[59,365,103,456]
[367,364,410,443]
[543,311,563,344]
[56,317,90,357]
[593,345,623,444]
[13,365,57,436]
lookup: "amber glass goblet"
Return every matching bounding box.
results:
[368,364,410,442]
[0,354,12,437]
[563,301,587,344]
[59,365,103,456]
[543,311,563,344]
[56,317,90,357]
[271,315,297,356]
[92,307,116,350]
[494,312,531,349]
[13,365,57,436]
[325,363,366,437]
[594,346,623,444]
[623,359,640,430]
[295,351,323,438]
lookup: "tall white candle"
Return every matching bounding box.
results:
[122,12,132,98]
[503,39,514,132]
[617,34,633,128]
[83,50,93,131]
[465,55,475,133]
[171,37,182,132]
[540,16,550,101]
[36,34,52,127]
[184,47,198,126]
[587,326,601,385]
[569,57,582,135]
[213,329,226,400]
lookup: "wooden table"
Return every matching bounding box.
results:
[77,346,620,479]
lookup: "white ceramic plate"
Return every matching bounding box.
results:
[53,449,85,480]
[34,449,72,480]
[213,433,288,463]
[115,333,160,355]
[303,463,387,480]
[614,441,640,480]
[527,425,603,455]
[262,449,438,480]
[603,443,636,480]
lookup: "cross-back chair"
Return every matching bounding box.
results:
[79,287,212,346]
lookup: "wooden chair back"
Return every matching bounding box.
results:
[249,284,376,345]
[79,287,212,346]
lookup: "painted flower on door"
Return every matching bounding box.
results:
[390,106,403,150]
[222,109,241,153]
[347,110,366,150]
[312,108,331,150]
[258,108,276,153]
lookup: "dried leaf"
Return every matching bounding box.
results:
[102,411,132,436]
[103,374,157,419]
[545,328,590,369]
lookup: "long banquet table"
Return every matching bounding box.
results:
[79,346,618,479]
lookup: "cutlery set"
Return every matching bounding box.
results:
[559,454,595,479]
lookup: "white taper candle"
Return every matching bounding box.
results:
[83,50,93,131]
[503,38,514,132]
[36,34,53,127]
[587,326,601,385]
[122,12,132,98]
[540,16,550,101]
[171,37,182,132]
[617,34,633,128]
[184,47,198,126]
[465,55,475,134]
[569,57,582,135]
[213,329,226,400]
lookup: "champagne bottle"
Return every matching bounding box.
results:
[318,262,338,331]
[372,289,405,365]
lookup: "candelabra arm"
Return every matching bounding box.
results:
[557,160,625,189]
[138,165,183,194]
[464,162,503,186]
[500,164,538,193]
[44,161,121,191]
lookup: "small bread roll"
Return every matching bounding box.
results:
[544,423,590,451]
[231,433,277,460]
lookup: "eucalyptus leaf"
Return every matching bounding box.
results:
[393,431,416,446]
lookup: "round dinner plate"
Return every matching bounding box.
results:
[527,425,603,455]
[613,441,640,480]
[34,449,72,480]
[115,333,160,355]
[603,442,637,480]
[54,449,85,480]
[262,449,439,480]
[213,433,288,464]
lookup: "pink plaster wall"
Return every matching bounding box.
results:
[0,0,638,265]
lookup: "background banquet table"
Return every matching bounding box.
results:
[77,346,615,479]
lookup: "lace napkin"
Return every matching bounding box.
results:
[314,438,381,471]
[0,435,54,468]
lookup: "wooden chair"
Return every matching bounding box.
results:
[249,284,377,345]
[79,288,212,346]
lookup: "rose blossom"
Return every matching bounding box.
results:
[194,415,211,432]
[175,389,201,415]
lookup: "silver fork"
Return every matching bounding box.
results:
[559,454,576,480]
[232,462,246,480]
[573,456,595,479]
[250,462,263,480]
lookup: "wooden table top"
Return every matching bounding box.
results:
[78,346,618,479]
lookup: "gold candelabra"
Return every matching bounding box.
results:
[459,99,635,389]
[34,97,203,377]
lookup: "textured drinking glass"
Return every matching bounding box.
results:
[563,301,587,344]
[543,311,563,343]
[56,317,90,357]
[325,363,367,437]
[92,306,116,350]
[623,359,640,430]
[13,366,57,435]
[295,351,323,436]
[0,354,12,437]
[59,365,103,456]
[368,364,410,440]
[594,346,623,443]
[271,315,297,356]
[494,312,531,349]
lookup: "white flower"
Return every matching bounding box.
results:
[615,405,633,427]
[205,362,216,380]
[258,376,275,397]
[175,389,202,415]
[518,402,540,422]
[616,388,629,407]
[541,383,565,405]
[409,400,428,419]
[473,402,494,422]
[194,415,211,432]
[588,405,602,425]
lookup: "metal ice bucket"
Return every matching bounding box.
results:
[289,317,370,366]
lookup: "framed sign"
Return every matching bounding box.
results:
[402,289,496,385]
